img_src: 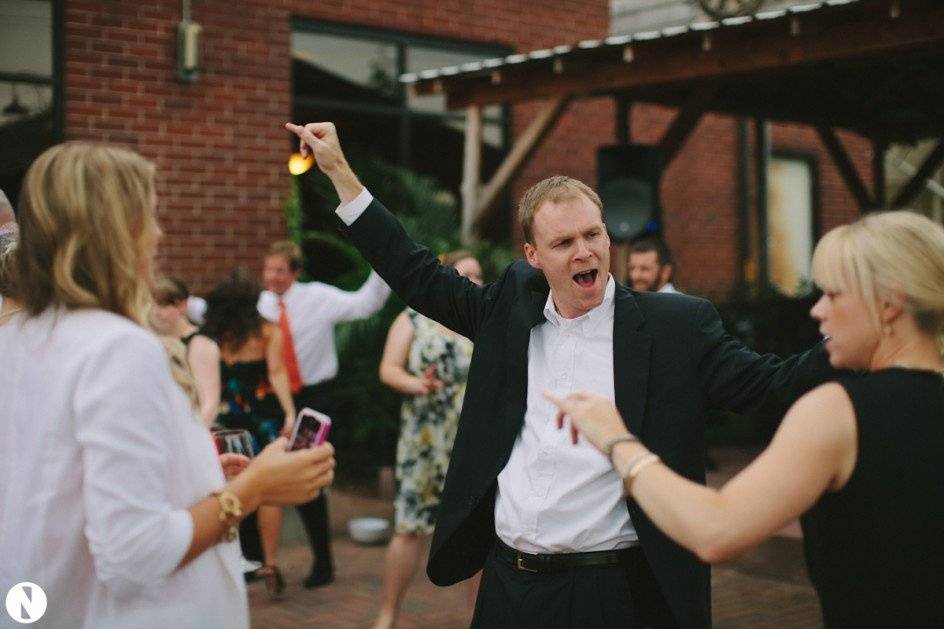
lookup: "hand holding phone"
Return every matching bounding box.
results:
[287,407,332,451]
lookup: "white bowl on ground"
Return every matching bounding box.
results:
[348,517,390,545]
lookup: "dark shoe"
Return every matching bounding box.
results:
[302,569,334,589]
[258,565,286,599]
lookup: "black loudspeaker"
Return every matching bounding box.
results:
[597,144,663,242]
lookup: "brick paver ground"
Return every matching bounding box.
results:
[249,448,823,628]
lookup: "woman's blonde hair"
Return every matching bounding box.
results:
[12,143,201,409]
[811,210,944,336]
[152,275,190,306]
[12,142,159,324]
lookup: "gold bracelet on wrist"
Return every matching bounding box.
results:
[211,490,243,543]
[624,452,661,493]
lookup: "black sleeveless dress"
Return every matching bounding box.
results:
[801,368,944,627]
[217,359,282,453]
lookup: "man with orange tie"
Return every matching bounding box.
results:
[259,240,391,587]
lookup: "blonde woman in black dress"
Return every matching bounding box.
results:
[548,210,944,627]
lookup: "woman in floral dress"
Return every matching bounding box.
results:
[372,251,480,629]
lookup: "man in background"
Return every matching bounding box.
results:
[628,237,677,293]
[259,240,390,587]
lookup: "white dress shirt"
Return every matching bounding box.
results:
[0,308,246,629]
[336,191,636,554]
[658,282,679,294]
[495,277,637,553]
[258,270,390,387]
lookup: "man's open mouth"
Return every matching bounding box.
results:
[573,269,597,288]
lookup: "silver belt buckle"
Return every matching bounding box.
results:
[516,552,538,572]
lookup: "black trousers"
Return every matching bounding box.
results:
[293,380,338,575]
[470,543,678,629]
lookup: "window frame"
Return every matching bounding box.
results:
[0,0,62,140]
[290,17,510,167]
[765,148,821,295]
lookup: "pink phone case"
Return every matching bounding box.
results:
[288,408,332,451]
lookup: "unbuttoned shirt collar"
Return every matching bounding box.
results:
[543,274,616,335]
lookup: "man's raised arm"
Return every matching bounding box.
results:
[285,121,493,341]
[286,122,363,204]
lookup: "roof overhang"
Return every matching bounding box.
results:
[404,0,944,144]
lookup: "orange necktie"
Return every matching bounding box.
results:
[278,299,303,394]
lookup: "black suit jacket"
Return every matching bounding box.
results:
[341,199,832,628]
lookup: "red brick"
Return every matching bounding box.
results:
[64,0,865,296]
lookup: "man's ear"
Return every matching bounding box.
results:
[659,264,673,287]
[524,242,541,269]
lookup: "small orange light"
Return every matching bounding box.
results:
[288,153,314,175]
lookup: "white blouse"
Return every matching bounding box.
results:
[0,308,247,629]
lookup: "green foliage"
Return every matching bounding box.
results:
[284,158,515,482]
[283,179,303,246]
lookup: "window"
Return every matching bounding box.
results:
[291,19,509,229]
[765,153,818,296]
[0,0,61,207]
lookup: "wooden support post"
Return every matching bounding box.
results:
[890,138,944,209]
[616,94,631,145]
[873,140,887,209]
[461,105,482,245]
[816,126,874,211]
[755,118,770,285]
[474,96,570,231]
[659,87,717,166]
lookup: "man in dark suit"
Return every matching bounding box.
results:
[286,121,831,628]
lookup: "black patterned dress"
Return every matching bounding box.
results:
[216,359,282,455]
[394,309,473,534]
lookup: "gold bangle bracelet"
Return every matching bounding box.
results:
[624,452,661,492]
[212,490,243,543]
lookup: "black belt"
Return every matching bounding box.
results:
[495,539,639,573]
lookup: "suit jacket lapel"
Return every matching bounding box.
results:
[500,277,548,466]
[613,285,651,436]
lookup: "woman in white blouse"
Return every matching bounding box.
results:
[0,142,335,629]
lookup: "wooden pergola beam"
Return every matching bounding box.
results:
[430,1,944,108]
[658,87,716,165]
[471,96,571,235]
[816,126,875,211]
[890,138,944,209]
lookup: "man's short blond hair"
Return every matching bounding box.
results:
[266,240,303,272]
[517,176,603,243]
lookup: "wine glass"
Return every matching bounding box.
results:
[212,428,255,458]
[211,428,261,574]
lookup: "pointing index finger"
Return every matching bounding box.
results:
[543,389,565,408]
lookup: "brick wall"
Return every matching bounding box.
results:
[63,1,865,299]
[63,0,610,292]
[630,108,865,299]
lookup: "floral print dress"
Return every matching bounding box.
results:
[394,309,473,534]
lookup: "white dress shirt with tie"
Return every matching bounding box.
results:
[336,189,636,554]
[257,271,390,387]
